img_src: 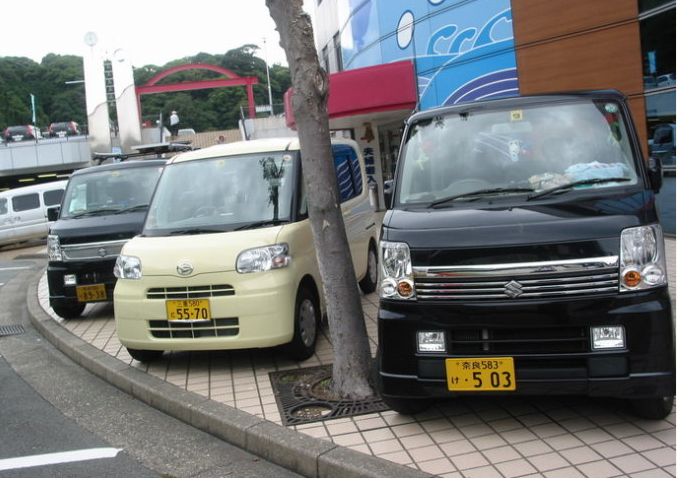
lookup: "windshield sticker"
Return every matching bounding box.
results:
[510,110,523,121]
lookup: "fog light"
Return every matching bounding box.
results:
[591,326,625,350]
[63,274,77,286]
[417,331,446,353]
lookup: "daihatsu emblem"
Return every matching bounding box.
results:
[504,280,523,298]
[98,248,107,257]
[177,261,194,276]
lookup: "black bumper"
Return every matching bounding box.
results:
[377,288,676,400]
[47,259,117,308]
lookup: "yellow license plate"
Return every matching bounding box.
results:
[76,284,107,302]
[446,357,516,391]
[166,299,211,321]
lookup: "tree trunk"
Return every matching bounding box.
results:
[266,0,375,400]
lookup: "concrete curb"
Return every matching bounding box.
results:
[25,265,431,478]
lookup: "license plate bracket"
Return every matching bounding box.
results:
[445,357,516,391]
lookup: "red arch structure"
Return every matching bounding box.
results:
[136,63,259,119]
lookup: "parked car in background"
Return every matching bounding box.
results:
[48,121,81,138]
[650,123,675,169]
[46,159,166,319]
[0,180,67,248]
[656,73,675,87]
[177,128,196,136]
[3,125,43,142]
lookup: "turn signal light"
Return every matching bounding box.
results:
[397,280,414,297]
[622,269,642,288]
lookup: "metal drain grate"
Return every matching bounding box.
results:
[269,364,389,426]
[0,324,26,337]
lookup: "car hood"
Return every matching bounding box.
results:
[49,212,148,244]
[382,190,658,249]
[121,226,283,276]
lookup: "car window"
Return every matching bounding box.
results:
[12,193,40,212]
[333,144,363,203]
[0,198,7,215]
[43,188,64,206]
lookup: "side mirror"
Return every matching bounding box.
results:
[368,183,380,212]
[647,157,662,193]
[47,206,60,222]
[383,180,393,209]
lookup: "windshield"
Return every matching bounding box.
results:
[397,99,639,205]
[144,152,297,235]
[61,165,163,218]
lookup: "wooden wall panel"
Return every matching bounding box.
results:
[511,0,638,45]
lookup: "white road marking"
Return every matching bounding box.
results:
[0,448,122,471]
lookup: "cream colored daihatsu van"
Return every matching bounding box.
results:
[114,138,380,362]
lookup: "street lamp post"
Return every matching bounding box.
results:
[263,37,274,117]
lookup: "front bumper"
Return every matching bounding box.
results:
[378,288,676,400]
[47,259,117,308]
[114,269,299,351]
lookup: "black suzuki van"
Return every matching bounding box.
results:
[377,90,675,419]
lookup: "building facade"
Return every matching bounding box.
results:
[308,0,675,178]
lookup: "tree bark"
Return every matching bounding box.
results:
[266,0,375,400]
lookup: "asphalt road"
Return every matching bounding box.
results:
[0,244,302,478]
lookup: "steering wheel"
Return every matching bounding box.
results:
[446,178,492,195]
[194,206,217,218]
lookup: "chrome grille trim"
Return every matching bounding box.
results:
[62,239,128,261]
[146,284,235,300]
[414,256,619,300]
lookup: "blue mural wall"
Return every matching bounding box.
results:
[340,0,519,110]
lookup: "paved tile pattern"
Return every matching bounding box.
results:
[37,239,676,478]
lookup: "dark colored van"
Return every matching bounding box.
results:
[46,160,165,319]
[377,90,675,419]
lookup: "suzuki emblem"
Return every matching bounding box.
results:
[98,248,107,258]
[504,280,523,298]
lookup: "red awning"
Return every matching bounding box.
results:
[284,60,417,129]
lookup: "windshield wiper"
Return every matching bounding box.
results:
[114,204,149,214]
[234,219,288,231]
[70,208,119,218]
[428,188,534,209]
[168,228,224,236]
[526,177,631,201]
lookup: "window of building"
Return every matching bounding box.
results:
[322,45,330,73]
[639,1,675,169]
[333,32,344,72]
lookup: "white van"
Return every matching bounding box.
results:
[0,180,67,248]
[114,138,380,363]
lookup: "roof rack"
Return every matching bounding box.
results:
[92,141,195,165]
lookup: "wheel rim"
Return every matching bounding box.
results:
[298,298,317,347]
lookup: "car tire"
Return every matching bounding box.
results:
[358,243,378,294]
[284,287,319,361]
[381,395,433,415]
[126,348,164,363]
[629,395,674,420]
[51,303,86,319]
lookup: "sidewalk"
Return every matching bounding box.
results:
[26,238,676,478]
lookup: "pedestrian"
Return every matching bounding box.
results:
[216,134,226,144]
[169,111,180,137]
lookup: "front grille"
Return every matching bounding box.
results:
[149,317,239,339]
[414,256,619,301]
[146,284,235,300]
[78,270,116,285]
[62,239,127,260]
[449,327,588,354]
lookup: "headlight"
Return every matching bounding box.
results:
[114,254,142,280]
[47,235,62,261]
[378,241,416,299]
[236,243,290,273]
[620,224,667,291]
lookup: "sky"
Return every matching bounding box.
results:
[0,0,288,68]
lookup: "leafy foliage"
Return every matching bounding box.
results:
[0,45,289,132]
